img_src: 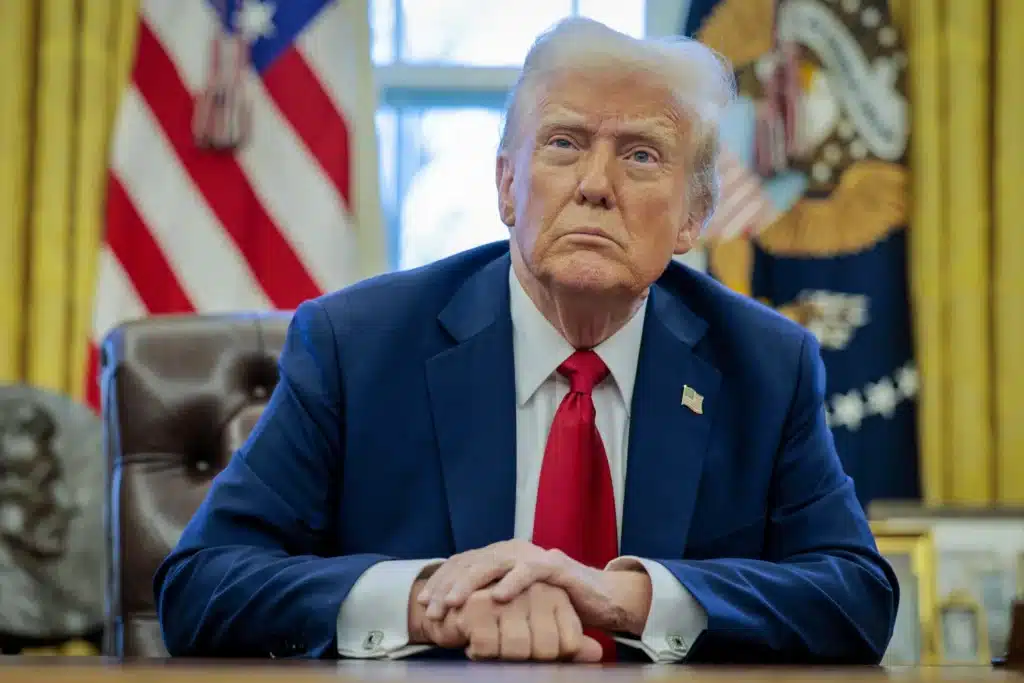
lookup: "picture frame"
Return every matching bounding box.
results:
[936,548,1013,657]
[937,590,990,664]
[977,565,1013,656]
[867,505,1024,662]
[872,522,937,665]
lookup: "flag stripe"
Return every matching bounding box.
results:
[140,0,212,91]
[145,0,360,294]
[105,176,195,315]
[704,149,779,243]
[91,246,149,341]
[133,22,321,308]
[88,0,371,411]
[87,247,149,412]
[84,345,101,411]
[112,87,272,313]
[261,48,351,204]
[237,73,362,293]
[296,0,365,137]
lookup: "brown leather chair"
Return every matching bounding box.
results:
[100,312,291,657]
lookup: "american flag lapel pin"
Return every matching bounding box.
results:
[681,385,704,415]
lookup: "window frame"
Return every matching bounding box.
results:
[372,0,693,268]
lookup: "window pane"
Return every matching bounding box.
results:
[370,0,395,64]
[394,108,508,270]
[375,109,398,211]
[577,0,645,37]
[379,0,648,66]
[398,0,573,66]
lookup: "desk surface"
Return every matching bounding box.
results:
[0,660,1021,683]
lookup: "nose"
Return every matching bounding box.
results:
[575,140,616,209]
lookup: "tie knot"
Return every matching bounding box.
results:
[557,350,609,394]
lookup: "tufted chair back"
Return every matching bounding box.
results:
[100,313,290,657]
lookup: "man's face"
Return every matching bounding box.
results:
[497,69,701,298]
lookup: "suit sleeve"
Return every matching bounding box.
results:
[153,299,392,658]
[655,331,899,664]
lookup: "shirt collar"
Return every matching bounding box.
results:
[509,266,647,412]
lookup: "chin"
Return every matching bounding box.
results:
[544,257,633,295]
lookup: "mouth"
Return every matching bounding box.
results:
[562,229,617,246]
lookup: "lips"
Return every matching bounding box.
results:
[564,228,616,244]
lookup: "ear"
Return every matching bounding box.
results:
[673,215,702,255]
[495,153,515,227]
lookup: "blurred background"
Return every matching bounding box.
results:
[0,0,1021,665]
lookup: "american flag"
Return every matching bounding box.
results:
[85,0,378,409]
[702,146,780,245]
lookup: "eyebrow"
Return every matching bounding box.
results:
[537,112,679,148]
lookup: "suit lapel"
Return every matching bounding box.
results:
[426,255,517,552]
[620,284,722,560]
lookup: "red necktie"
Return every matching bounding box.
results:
[532,350,619,661]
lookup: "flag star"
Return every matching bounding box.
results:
[819,322,852,351]
[865,377,899,418]
[239,0,275,41]
[895,364,919,398]
[832,390,865,431]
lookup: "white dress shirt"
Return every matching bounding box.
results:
[336,267,707,661]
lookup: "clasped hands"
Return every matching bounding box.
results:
[408,540,653,662]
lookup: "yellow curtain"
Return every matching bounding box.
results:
[992,0,1024,503]
[891,0,1024,505]
[0,0,139,401]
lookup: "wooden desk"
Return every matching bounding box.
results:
[0,660,1020,683]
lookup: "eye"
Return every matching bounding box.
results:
[548,137,576,150]
[629,149,657,164]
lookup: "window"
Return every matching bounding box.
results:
[372,0,683,270]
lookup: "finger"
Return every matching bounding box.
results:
[464,611,500,661]
[528,600,560,662]
[418,561,455,605]
[490,562,550,603]
[497,609,532,661]
[428,609,465,649]
[424,566,464,619]
[553,598,583,659]
[573,635,605,663]
[444,559,515,608]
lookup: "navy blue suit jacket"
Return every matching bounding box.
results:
[154,242,898,662]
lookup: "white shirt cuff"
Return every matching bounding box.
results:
[336,558,443,659]
[606,556,707,663]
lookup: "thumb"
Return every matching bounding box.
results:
[572,635,605,663]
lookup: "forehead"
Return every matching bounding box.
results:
[529,70,686,138]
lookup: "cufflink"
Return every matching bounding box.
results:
[363,630,384,651]
[667,634,688,653]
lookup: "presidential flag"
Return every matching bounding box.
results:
[688,0,920,508]
[85,0,380,409]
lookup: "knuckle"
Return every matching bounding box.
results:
[475,642,498,659]
[464,591,489,610]
[454,613,469,634]
[535,643,560,661]
[545,547,566,562]
[504,638,530,660]
[529,581,555,597]
[471,628,498,655]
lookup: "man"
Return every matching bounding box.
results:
[154,17,898,663]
